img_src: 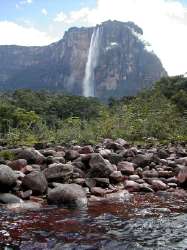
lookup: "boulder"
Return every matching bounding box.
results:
[79,146,94,154]
[16,148,45,164]
[90,187,106,197]
[175,157,187,166]
[47,184,87,207]
[151,180,168,191]
[94,178,110,188]
[132,153,153,167]
[129,175,140,181]
[107,153,123,165]
[88,154,114,178]
[110,171,124,183]
[0,193,23,204]
[22,172,48,195]
[0,165,17,191]
[43,163,73,183]
[157,149,169,159]
[8,159,27,171]
[124,180,140,192]
[117,161,135,175]
[177,166,187,188]
[143,170,159,178]
[65,150,80,161]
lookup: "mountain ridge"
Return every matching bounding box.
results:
[0,20,167,99]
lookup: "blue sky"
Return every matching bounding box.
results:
[0,0,187,75]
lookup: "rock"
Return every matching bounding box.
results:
[22,172,48,195]
[158,170,174,178]
[168,183,177,188]
[90,187,106,197]
[94,178,110,188]
[18,190,32,200]
[143,170,159,178]
[74,178,85,186]
[47,184,87,207]
[117,161,135,175]
[65,150,80,161]
[115,138,129,147]
[53,157,66,164]
[79,146,94,154]
[176,157,187,166]
[110,171,124,183]
[105,190,131,201]
[177,166,187,187]
[139,183,154,192]
[99,149,111,158]
[0,165,17,191]
[73,167,85,178]
[0,193,23,204]
[166,177,178,184]
[6,201,42,212]
[119,149,136,158]
[31,164,41,172]
[88,154,114,178]
[124,180,140,192]
[8,159,27,171]
[105,142,124,151]
[40,149,57,157]
[151,180,168,191]
[132,153,153,167]
[22,165,33,174]
[107,153,123,165]
[43,163,73,182]
[129,175,140,181]
[157,149,169,159]
[85,178,96,189]
[16,148,45,164]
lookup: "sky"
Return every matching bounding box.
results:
[0,0,187,76]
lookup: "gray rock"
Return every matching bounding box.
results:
[43,163,73,182]
[0,165,17,191]
[124,180,140,192]
[117,161,135,175]
[0,193,23,204]
[132,153,153,167]
[88,154,114,178]
[65,150,80,161]
[110,171,124,183]
[16,148,45,164]
[22,172,48,195]
[47,184,87,207]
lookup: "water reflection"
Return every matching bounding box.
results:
[0,192,186,250]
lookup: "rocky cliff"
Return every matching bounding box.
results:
[0,20,167,99]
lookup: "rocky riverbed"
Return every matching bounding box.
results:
[0,138,186,209]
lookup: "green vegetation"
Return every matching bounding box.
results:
[0,76,186,146]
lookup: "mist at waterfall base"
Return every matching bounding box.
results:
[83,27,101,97]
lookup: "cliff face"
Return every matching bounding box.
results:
[0,20,167,99]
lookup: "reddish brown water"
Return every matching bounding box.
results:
[0,191,187,250]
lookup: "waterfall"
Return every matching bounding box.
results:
[83,27,100,97]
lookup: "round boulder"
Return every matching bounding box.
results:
[22,172,48,195]
[47,184,87,208]
[0,165,17,191]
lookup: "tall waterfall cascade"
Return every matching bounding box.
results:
[83,27,101,97]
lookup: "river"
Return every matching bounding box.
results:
[0,191,186,250]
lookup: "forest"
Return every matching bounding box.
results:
[0,75,186,146]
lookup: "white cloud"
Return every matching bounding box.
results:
[41,8,48,16]
[54,11,67,22]
[16,0,33,9]
[0,21,54,46]
[53,0,187,76]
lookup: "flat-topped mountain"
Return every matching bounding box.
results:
[0,20,167,99]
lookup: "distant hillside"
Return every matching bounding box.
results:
[0,20,167,99]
